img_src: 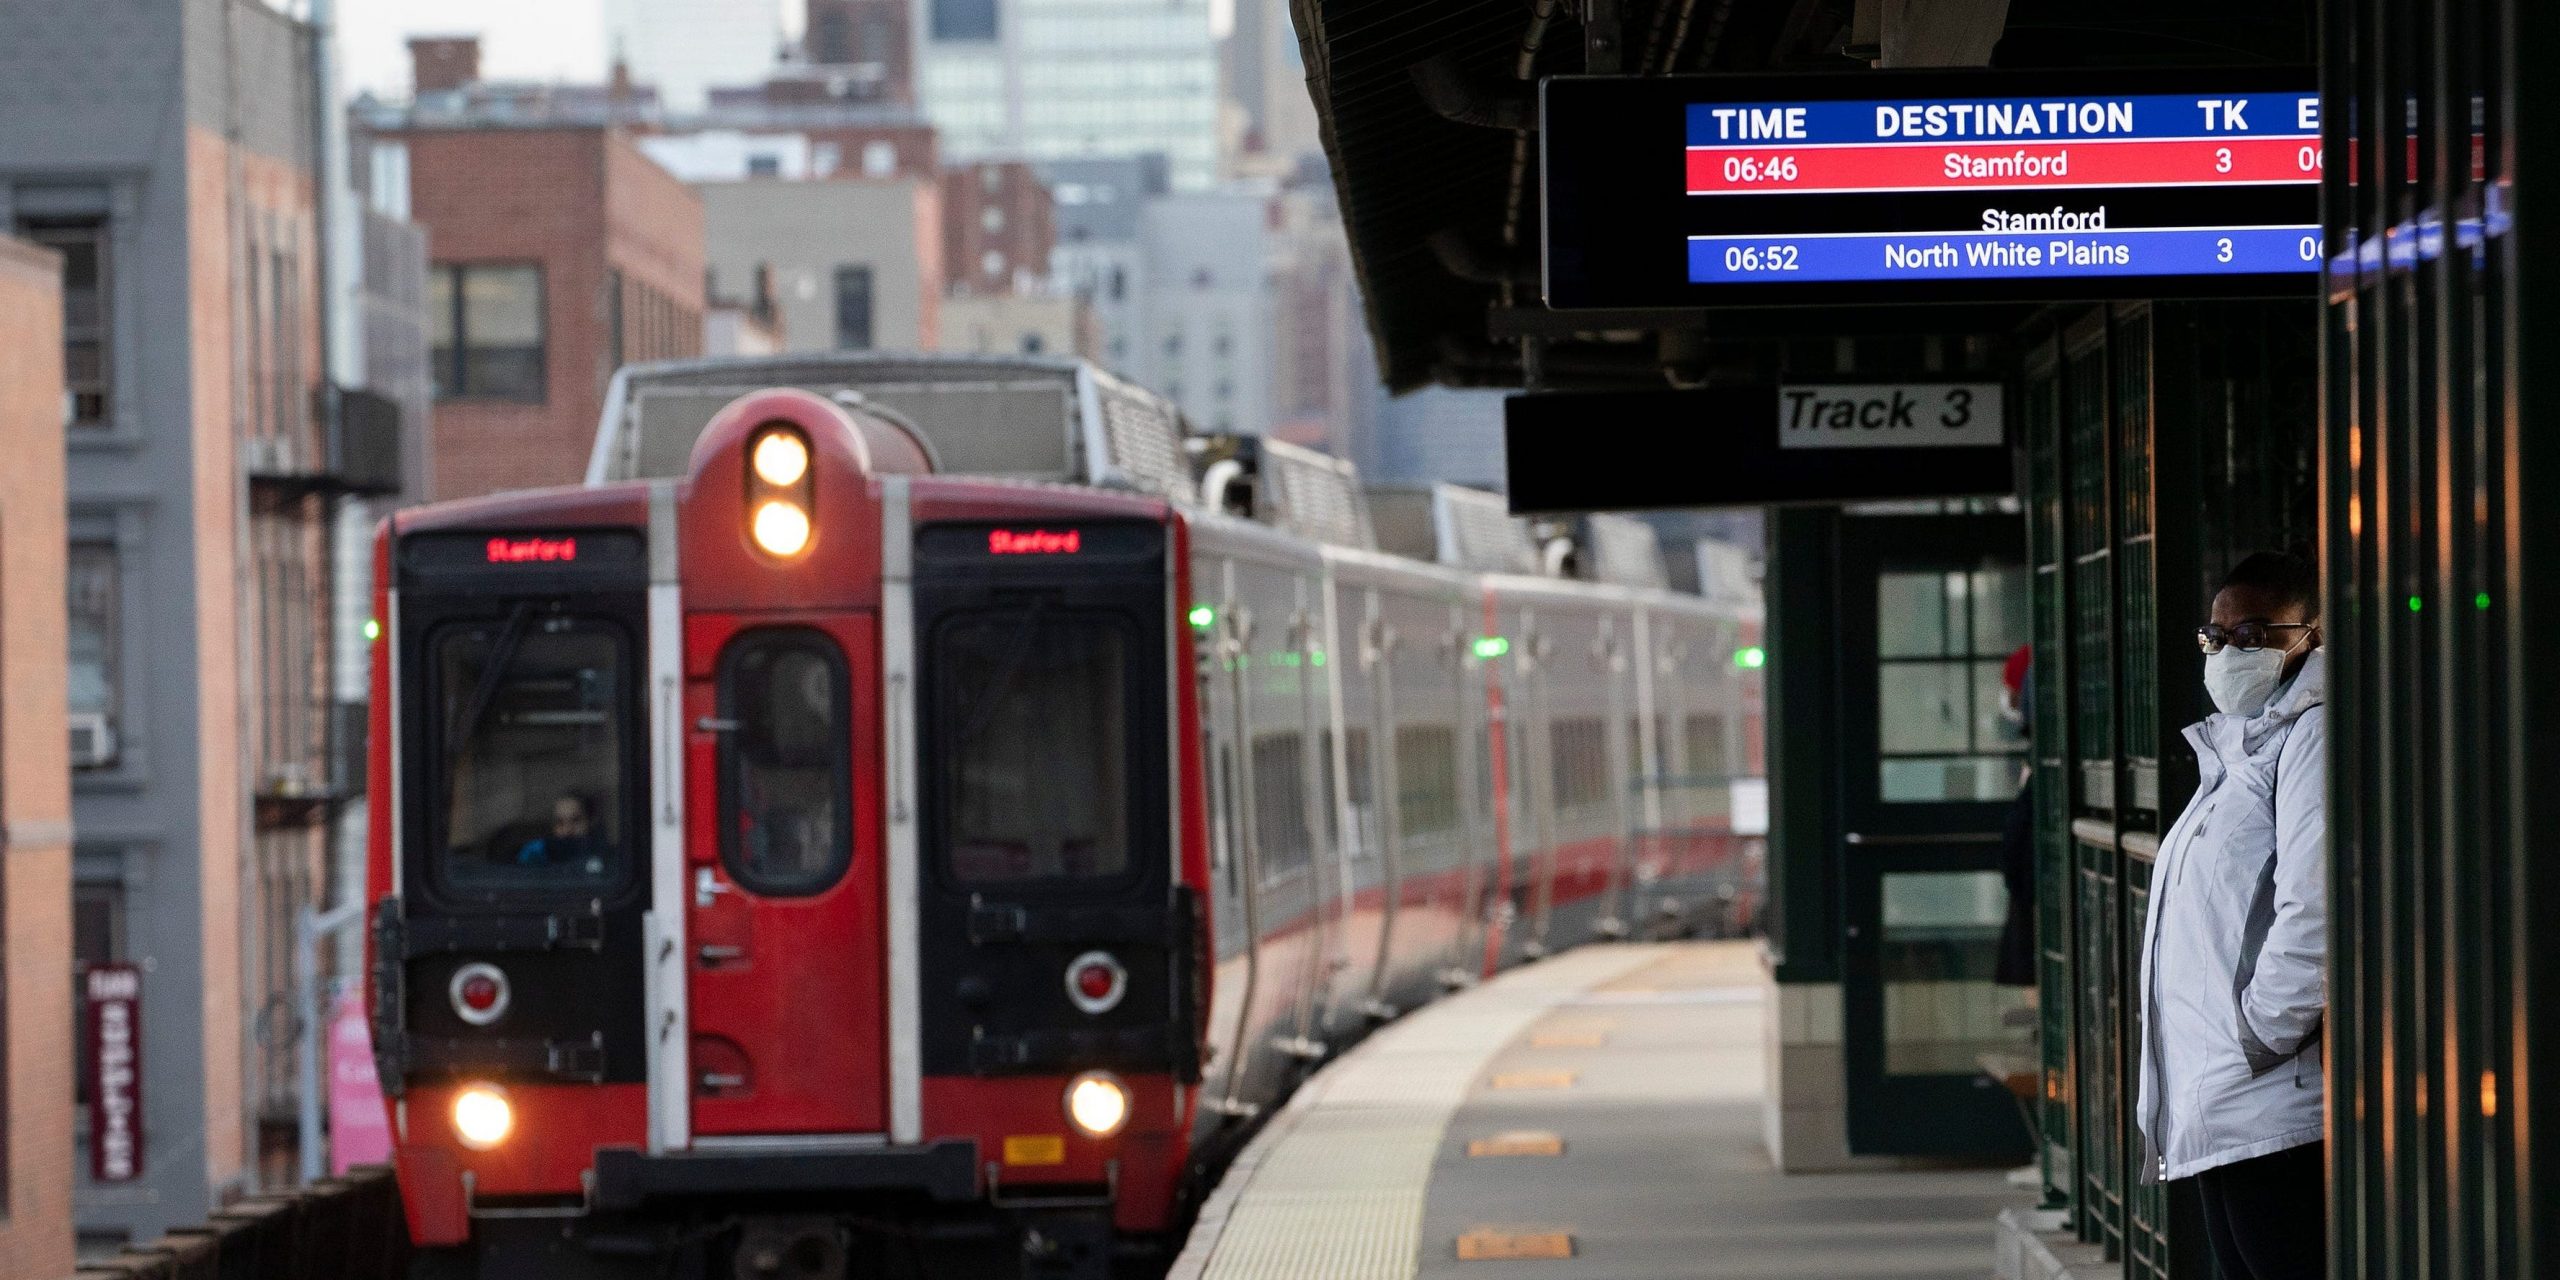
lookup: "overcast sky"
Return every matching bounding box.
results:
[336,0,1232,100]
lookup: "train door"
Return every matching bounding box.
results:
[1598,613,1637,938]
[1519,612,1561,956]
[1451,599,1492,986]
[1358,597,1403,1014]
[1200,567,1266,1118]
[685,615,884,1137]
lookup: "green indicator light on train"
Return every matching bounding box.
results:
[2409,595,2425,613]
[2478,592,2494,611]
[1188,604,1217,629]
[363,618,380,642]
[1472,636,1511,660]
[1735,646,1767,669]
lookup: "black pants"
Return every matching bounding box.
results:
[2185,1142,2327,1280]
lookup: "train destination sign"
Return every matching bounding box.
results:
[1542,68,2320,309]
[1505,384,2013,513]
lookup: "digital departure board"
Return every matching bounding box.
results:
[1541,69,2322,309]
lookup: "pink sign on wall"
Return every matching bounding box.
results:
[326,986,394,1173]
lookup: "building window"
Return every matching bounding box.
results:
[429,263,545,401]
[833,265,875,351]
[22,218,111,428]
[747,153,782,178]
[862,141,897,177]
[1021,332,1044,355]
[67,540,120,765]
[1108,267,1126,302]
[929,0,998,41]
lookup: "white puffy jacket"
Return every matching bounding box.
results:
[2135,648,2328,1184]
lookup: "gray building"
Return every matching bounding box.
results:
[1132,188,1276,435]
[1,0,415,1244]
[918,0,1221,189]
[1041,153,1167,376]
[698,177,943,354]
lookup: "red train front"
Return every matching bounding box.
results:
[371,389,1206,1279]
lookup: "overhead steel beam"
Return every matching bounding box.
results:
[1877,0,2009,67]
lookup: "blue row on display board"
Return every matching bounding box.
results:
[1686,225,2326,284]
[1543,66,2323,309]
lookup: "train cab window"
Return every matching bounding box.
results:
[939,612,1132,884]
[721,632,854,895]
[431,616,632,893]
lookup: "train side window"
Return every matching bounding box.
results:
[1395,724,1460,840]
[430,615,633,894]
[938,611,1133,884]
[720,630,854,895]
[1550,716,1610,812]
[1249,732,1310,878]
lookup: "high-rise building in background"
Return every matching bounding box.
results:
[603,0,786,112]
[1221,0,1321,175]
[1133,190,1275,435]
[918,0,1220,190]
[1042,154,1170,374]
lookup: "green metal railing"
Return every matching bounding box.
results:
[2026,300,2316,1278]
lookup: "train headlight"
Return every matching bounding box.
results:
[1064,1071,1131,1138]
[452,1084,515,1150]
[751,429,811,487]
[751,500,812,558]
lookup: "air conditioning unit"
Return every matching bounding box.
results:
[240,434,292,477]
[69,712,116,770]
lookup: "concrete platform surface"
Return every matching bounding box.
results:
[1170,940,2031,1280]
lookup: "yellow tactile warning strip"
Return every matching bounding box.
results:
[1529,1029,1608,1048]
[1488,1069,1578,1090]
[1168,944,1671,1280]
[1465,1131,1564,1158]
[1455,1229,1576,1261]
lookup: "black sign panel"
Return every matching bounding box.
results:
[1504,384,2014,513]
[1542,68,2321,309]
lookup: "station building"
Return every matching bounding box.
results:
[1287,0,2557,1272]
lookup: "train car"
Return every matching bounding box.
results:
[368,356,1759,1280]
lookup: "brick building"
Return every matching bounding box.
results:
[0,233,74,1280]
[379,119,705,500]
[800,0,912,103]
[0,0,386,1243]
[941,160,1054,296]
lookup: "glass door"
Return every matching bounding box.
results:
[1837,512,2036,1158]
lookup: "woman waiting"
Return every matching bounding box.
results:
[2135,549,2329,1280]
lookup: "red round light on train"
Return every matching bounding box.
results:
[449,962,510,1027]
[1065,950,1126,1015]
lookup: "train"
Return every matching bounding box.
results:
[367,356,1762,1280]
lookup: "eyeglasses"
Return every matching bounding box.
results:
[2195,622,2316,655]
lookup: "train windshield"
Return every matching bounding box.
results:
[431,612,633,893]
[937,610,1132,884]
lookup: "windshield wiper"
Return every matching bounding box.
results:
[446,602,537,761]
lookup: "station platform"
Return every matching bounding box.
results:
[1169,940,2030,1280]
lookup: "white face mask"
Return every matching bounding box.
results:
[2204,645,2287,717]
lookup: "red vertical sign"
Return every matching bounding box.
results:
[85,964,142,1183]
